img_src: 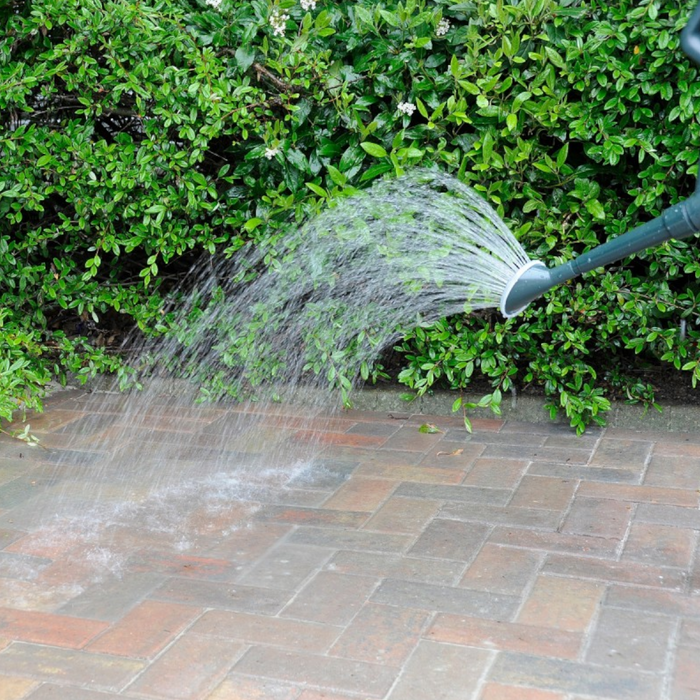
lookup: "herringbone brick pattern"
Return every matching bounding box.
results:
[0,390,698,699]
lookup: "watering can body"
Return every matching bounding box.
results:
[500,2,700,317]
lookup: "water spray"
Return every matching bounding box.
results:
[500,3,700,318]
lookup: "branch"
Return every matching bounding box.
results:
[252,62,295,93]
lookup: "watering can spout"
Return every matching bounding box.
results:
[500,191,700,318]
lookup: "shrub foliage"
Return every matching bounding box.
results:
[2,0,700,432]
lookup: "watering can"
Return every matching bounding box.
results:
[500,3,700,317]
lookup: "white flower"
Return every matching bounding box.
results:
[300,0,316,10]
[270,10,290,37]
[397,101,416,116]
[436,18,450,36]
[264,146,280,159]
[205,0,222,8]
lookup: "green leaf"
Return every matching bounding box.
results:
[360,162,393,181]
[360,142,388,158]
[243,218,263,232]
[585,199,606,220]
[235,45,256,71]
[556,143,569,169]
[544,46,565,69]
[418,423,443,434]
[327,165,347,186]
[306,182,328,197]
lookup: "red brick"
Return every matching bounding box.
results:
[297,691,360,700]
[236,543,331,591]
[17,686,123,700]
[442,501,561,529]
[606,584,700,617]
[379,426,444,452]
[322,478,395,512]
[672,646,700,699]
[577,481,698,507]
[328,550,462,585]
[355,462,463,484]
[344,420,400,438]
[561,497,632,539]
[387,640,491,700]
[128,552,237,579]
[644,455,700,490]
[0,580,74,612]
[206,676,300,700]
[680,620,700,647]
[254,506,368,528]
[291,429,387,448]
[320,445,422,467]
[517,576,604,632]
[622,522,695,568]
[420,442,484,468]
[206,522,291,560]
[463,458,528,489]
[490,652,661,699]
[127,634,243,698]
[480,682,566,700]
[460,543,541,596]
[232,646,395,697]
[509,476,576,511]
[150,577,290,615]
[500,421,578,436]
[6,531,78,558]
[543,553,686,589]
[410,519,489,561]
[0,608,108,648]
[288,527,411,554]
[490,526,619,558]
[88,600,200,658]
[605,427,700,442]
[654,440,700,457]
[462,417,504,432]
[223,426,298,453]
[544,433,600,449]
[363,496,441,534]
[0,643,145,689]
[428,613,581,658]
[180,503,261,539]
[190,610,339,652]
[0,676,37,700]
[589,438,652,468]
[329,603,428,664]
[299,416,356,432]
[280,571,376,625]
[585,607,674,672]
[483,444,591,463]
[318,407,402,422]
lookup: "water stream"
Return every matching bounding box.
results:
[3,169,532,603]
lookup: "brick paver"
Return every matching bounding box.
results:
[0,390,699,698]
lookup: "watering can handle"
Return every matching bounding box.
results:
[681,3,700,192]
[681,2,700,65]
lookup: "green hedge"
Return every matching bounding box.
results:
[2,0,700,432]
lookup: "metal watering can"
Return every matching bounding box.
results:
[500,2,700,317]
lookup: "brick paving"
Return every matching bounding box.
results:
[0,390,699,699]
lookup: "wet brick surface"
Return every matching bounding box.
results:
[0,390,698,698]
